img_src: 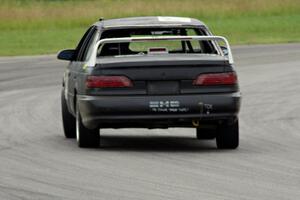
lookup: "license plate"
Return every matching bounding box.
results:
[147,81,179,95]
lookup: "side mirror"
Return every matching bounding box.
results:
[220,46,229,56]
[57,49,76,61]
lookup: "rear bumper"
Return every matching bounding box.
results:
[78,92,241,129]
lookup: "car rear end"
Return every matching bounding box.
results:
[78,54,240,130]
[78,35,241,132]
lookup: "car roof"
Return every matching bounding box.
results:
[94,16,206,29]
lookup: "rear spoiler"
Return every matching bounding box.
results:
[86,36,234,66]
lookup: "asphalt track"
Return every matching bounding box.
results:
[0,44,299,200]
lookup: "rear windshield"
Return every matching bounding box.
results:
[97,28,218,57]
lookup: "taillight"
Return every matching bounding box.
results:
[193,72,237,86]
[86,76,133,88]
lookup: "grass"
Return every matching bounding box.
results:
[0,0,299,56]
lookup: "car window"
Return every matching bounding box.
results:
[74,26,93,61]
[77,26,97,61]
[97,27,217,57]
[129,39,182,53]
[186,29,203,52]
[83,29,99,61]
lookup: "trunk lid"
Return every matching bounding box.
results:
[89,54,236,95]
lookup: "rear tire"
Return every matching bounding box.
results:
[216,119,239,149]
[61,89,76,138]
[196,128,216,140]
[76,101,100,148]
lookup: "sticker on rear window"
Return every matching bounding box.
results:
[157,17,191,23]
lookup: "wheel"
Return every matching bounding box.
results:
[216,119,239,149]
[76,101,100,148]
[61,89,76,138]
[196,127,216,140]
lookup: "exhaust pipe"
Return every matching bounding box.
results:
[192,120,200,127]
